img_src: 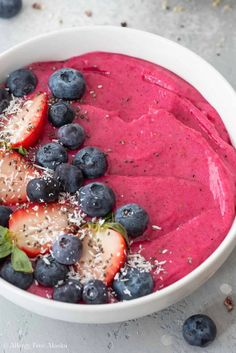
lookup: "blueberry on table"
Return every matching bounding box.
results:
[0,260,33,290]
[0,88,11,113]
[52,234,83,265]
[26,177,60,203]
[48,68,86,100]
[48,101,75,128]
[73,146,108,179]
[112,267,154,301]
[58,123,85,150]
[36,142,68,170]
[183,314,217,347]
[53,279,83,303]
[115,203,149,238]
[54,163,84,194]
[0,205,13,227]
[0,0,22,19]
[78,182,116,217]
[34,255,68,287]
[82,280,108,304]
[6,68,37,97]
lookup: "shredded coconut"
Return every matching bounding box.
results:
[0,97,34,144]
[33,163,53,177]
[67,208,86,228]
[115,251,167,282]
[152,225,162,230]
[126,253,153,272]
[123,288,132,296]
[42,257,50,265]
[0,95,24,117]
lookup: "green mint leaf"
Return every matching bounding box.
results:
[18,146,28,156]
[12,146,28,156]
[0,226,13,258]
[11,246,33,273]
[0,241,12,258]
[0,226,10,245]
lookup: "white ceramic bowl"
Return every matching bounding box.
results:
[0,26,236,323]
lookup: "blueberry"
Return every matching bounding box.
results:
[0,206,13,227]
[79,182,115,217]
[52,234,83,265]
[73,146,108,179]
[48,101,75,128]
[112,267,154,301]
[26,177,60,203]
[183,314,217,347]
[53,279,83,303]
[115,204,149,238]
[6,68,37,97]
[48,68,86,100]
[0,0,22,19]
[54,163,84,194]
[36,142,68,170]
[0,260,33,290]
[58,123,85,150]
[34,255,68,287]
[0,88,11,113]
[82,280,108,304]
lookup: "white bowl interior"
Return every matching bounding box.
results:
[0,26,236,323]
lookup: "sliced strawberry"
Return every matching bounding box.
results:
[0,93,48,149]
[74,225,127,285]
[0,150,39,205]
[9,203,72,257]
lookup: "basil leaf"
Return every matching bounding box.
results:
[11,246,33,273]
[0,226,13,258]
[0,242,12,258]
[0,226,9,245]
[12,146,28,156]
[18,146,28,156]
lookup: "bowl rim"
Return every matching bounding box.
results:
[0,25,236,322]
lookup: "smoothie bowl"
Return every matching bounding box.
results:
[0,26,236,323]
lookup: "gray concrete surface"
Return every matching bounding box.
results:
[0,0,236,352]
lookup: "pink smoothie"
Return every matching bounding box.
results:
[25,52,235,296]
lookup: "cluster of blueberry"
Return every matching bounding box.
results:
[0,64,155,305]
[0,250,107,305]
[10,69,107,214]
[0,215,152,305]
[27,143,108,205]
[6,66,150,242]
[2,67,104,207]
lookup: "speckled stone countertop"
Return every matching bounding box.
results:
[0,1,236,352]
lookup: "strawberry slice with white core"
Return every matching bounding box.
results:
[0,93,48,149]
[73,225,127,285]
[9,203,72,257]
[0,150,39,205]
